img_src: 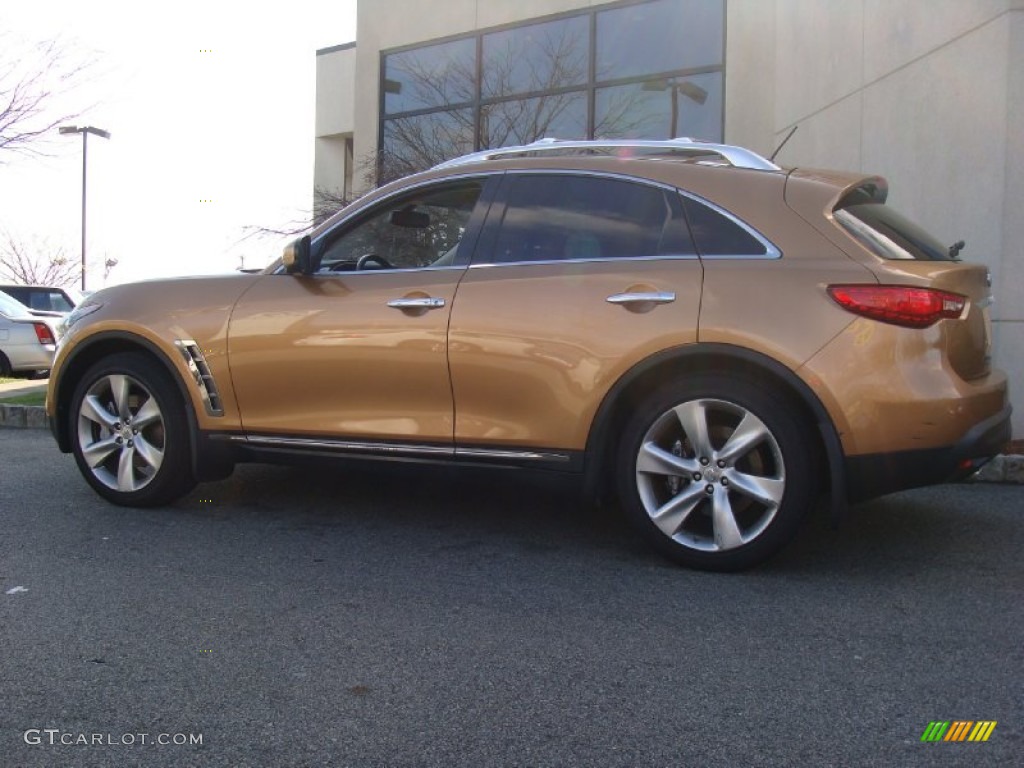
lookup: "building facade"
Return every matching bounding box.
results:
[314,0,1024,436]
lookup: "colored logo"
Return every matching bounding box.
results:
[921,721,997,742]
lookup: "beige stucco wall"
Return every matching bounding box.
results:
[320,0,1023,435]
[727,0,1023,435]
[314,44,357,200]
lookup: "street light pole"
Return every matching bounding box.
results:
[59,125,110,292]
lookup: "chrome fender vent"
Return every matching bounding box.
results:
[175,340,225,417]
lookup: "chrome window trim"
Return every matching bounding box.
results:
[468,254,700,269]
[310,171,502,248]
[676,190,782,260]
[468,168,780,267]
[292,171,503,277]
[311,264,468,278]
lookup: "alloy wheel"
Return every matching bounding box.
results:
[76,373,166,493]
[635,397,786,552]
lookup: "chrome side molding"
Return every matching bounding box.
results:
[226,434,572,464]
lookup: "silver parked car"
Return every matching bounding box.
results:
[0,290,59,376]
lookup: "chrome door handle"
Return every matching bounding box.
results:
[606,291,676,306]
[387,297,446,310]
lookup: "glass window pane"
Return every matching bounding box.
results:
[319,182,483,271]
[596,0,724,81]
[382,110,475,181]
[482,92,587,148]
[595,71,722,141]
[682,196,767,257]
[492,175,692,263]
[482,16,589,99]
[384,37,476,115]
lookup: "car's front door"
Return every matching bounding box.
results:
[228,177,494,450]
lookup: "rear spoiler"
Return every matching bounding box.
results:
[784,169,889,222]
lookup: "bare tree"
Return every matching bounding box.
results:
[313,186,354,225]
[0,33,94,160]
[0,231,78,287]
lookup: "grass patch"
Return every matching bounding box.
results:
[0,391,46,406]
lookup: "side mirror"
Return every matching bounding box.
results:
[282,235,313,275]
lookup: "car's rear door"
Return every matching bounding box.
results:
[447,172,704,463]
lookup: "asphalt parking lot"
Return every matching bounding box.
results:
[1,428,1021,767]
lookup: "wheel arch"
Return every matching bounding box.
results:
[584,343,847,522]
[53,332,232,481]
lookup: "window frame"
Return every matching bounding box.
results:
[377,0,727,178]
[469,169,700,269]
[307,174,502,275]
[677,191,782,260]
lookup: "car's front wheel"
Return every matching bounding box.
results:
[69,352,196,506]
[617,374,816,571]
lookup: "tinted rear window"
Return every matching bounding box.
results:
[834,204,953,261]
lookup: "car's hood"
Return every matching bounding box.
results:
[85,273,265,314]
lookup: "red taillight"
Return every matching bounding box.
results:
[827,285,966,328]
[32,323,55,345]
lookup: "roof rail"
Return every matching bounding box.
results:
[432,137,781,172]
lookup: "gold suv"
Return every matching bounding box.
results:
[47,139,1011,570]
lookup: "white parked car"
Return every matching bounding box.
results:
[0,289,59,376]
[0,284,79,316]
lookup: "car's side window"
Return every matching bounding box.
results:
[317,181,484,272]
[488,174,695,264]
[680,194,770,257]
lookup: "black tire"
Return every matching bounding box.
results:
[0,351,11,377]
[616,373,816,571]
[69,352,196,506]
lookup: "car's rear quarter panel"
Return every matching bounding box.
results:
[799,320,1008,456]
[782,168,1008,456]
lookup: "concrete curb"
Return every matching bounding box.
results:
[970,454,1024,484]
[0,404,48,430]
[1,404,1020,484]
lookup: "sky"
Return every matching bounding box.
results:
[0,0,357,289]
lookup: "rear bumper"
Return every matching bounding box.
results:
[845,402,1012,502]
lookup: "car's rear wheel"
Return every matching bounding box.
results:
[616,374,815,571]
[0,351,11,377]
[70,352,196,506]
